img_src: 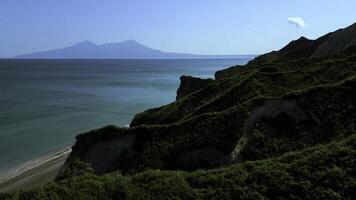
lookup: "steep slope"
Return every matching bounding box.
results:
[312,23,356,57]
[248,23,356,65]
[57,76,356,178]
[16,40,195,58]
[131,53,356,126]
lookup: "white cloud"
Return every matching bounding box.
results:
[287,17,306,28]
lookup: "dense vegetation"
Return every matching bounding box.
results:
[1,133,355,200]
[1,23,356,199]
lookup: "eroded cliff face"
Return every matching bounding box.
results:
[245,100,307,136]
[81,135,136,174]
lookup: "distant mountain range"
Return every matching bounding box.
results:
[15,40,194,58]
[15,40,249,58]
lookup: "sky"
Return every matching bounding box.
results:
[0,0,355,57]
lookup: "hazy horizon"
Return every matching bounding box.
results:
[1,0,356,57]
[13,40,258,58]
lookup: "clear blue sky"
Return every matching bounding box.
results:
[0,0,355,57]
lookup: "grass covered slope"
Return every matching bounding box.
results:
[131,50,356,127]
[55,75,355,178]
[2,133,355,200]
[1,23,356,199]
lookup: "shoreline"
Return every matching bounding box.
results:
[0,148,71,193]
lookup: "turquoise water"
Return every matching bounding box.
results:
[0,58,251,176]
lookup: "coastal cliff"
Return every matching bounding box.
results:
[2,23,356,200]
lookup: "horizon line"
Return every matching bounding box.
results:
[0,55,258,59]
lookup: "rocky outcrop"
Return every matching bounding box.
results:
[130,76,218,126]
[176,75,214,100]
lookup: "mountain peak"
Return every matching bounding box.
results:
[297,36,309,41]
[74,41,97,47]
[278,35,312,54]
[119,39,145,47]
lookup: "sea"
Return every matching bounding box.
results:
[0,57,252,181]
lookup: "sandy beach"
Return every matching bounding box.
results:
[0,149,70,193]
